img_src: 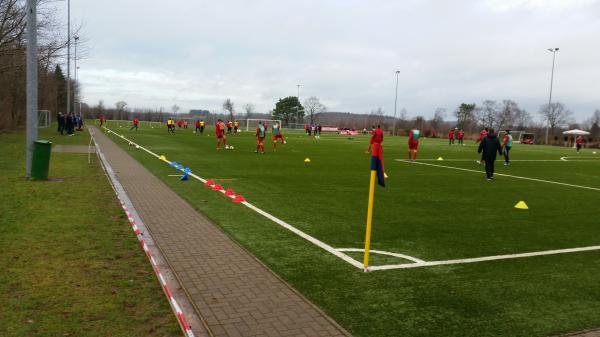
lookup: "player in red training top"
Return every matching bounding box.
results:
[226,120,233,133]
[367,125,384,153]
[183,120,188,129]
[129,117,139,131]
[216,119,227,150]
[272,123,285,150]
[255,121,266,154]
[576,135,585,152]
[458,129,465,145]
[448,129,455,145]
[408,129,420,160]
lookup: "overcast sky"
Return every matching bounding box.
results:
[62,0,600,121]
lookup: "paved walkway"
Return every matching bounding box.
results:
[91,126,350,337]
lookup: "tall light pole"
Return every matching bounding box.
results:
[26,0,38,177]
[297,84,301,126]
[66,0,71,116]
[74,35,79,116]
[393,70,400,136]
[545,47,559,145]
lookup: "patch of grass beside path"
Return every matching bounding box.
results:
[0,129,180,337]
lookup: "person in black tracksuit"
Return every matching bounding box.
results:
[477,129,502,180]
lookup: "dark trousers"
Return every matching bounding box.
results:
[484,159,495,178]
[458,138,463,144]
[130,125,138,131]
[503,146,511,163]
[449,138,454,144]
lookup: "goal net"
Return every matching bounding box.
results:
[38,110,51,128]
[497,130,528,144]
[245,119,282,132]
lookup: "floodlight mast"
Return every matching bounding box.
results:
[545,47,559,145]
[26,0,38,177]
[393,70,400,136]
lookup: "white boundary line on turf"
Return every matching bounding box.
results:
[336,248,425,263]
[102,126,365,270]
[369,245,600,271]
[395,159,600,192]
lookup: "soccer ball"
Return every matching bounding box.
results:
[135,145,140,149]
[283,141,287,144]
[230,146,235,150]
[594,151,597,154]
[225,145,230,149]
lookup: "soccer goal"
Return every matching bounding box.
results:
[38,110,51,128]
[498,130,529,144]
[245,119,282,132]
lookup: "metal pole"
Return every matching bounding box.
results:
[66,0,70,116]
[74,36,78,116]
[545,48,558,145]
[297,84,301,126]
[393,70,400,136]
[26,0,38,177]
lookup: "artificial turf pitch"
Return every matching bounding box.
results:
[103,122,600,337]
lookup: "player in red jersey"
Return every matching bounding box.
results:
[458,129,465,145]
[448,129,455,145]
[177,120,183,128]
[255,121,266,154]
[366,125,384,153]
[576,135,585,152]
[226,120,233,133]
[408,128,420,160]
[216,119,227,150]
[272,122,285,150]
[183,120,188,129]
[129,117,139,131]
[476,127,489,163]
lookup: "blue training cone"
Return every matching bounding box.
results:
[176,164,184,170]
[184,167,192,174]
[180,173,189,181]
[170,161,178,167]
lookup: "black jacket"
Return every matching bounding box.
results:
[478,133,502,161]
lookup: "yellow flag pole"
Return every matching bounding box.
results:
[363,170,377,272]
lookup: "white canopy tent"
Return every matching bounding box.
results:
[562,129,590,147]
[562,129,590,136]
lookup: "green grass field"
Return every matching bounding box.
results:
[0,127,180,337]
[103,122,600,337]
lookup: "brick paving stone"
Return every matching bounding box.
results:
[91,127,351,337]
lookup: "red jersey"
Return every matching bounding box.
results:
[177,120,182,127]
[227,121,232,128]
[183,120,188,126]
[370,128,384,144]
[195,120,200,127]
[458,130,465,139]
[448,130,455,138]
[576,136,584,145]
[133,118,139,125]
[216,122,225,136]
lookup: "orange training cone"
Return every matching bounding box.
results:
[224,188,235,196]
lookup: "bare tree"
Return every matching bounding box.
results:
[431,107,446,131]
[171,104,180,116]
[497,100,521,130]
[476,100,499,129]
[538,102,572,132]
[243,103,255,119]
[223,98,234,121]
[303,96,326,125]
[514,109,532,129]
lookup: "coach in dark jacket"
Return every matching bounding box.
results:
[477,128,502,180]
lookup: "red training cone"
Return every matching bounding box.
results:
[204,179,215,187]
[212,184,224,191]
[224,188,235,196]
[232,194,246,203]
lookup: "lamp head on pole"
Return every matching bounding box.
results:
[395,70,400,74]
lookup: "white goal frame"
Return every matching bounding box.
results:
[498,130,528,144]
[38,110,51,128]
[245,119,282,132]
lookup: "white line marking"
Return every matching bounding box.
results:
[335,248,425,263]
[369,245,600,271]
[395,159,600,192]
[102,126,364,270]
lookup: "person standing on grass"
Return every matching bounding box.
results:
[502,129,513,165]
[272,122,285,150]
[167,118,175,134]
[130,117,139,131]
[408,128,420,160]
[448,129,455,145]
[199,119,205,134]
[195,119,201,134]
[183,119,188,129]
[368,125,384,155]
[216,119,227,150]
[255,121,266,154]
[458,129,465,145]
[305,123,310,135]
[476,127,489,164]
[227,120,233,133]
[234,120,239,133]
[177,119,182,128]
[57,112,65,135]
[478,128,502,180]
[576,135,584,152]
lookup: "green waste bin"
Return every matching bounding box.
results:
[31,140,52,180]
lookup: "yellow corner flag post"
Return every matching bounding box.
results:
[363,170,377,272]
